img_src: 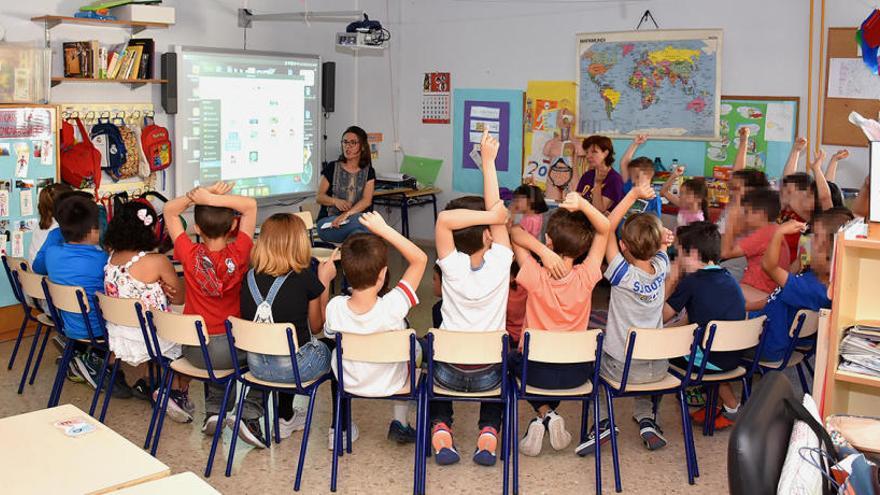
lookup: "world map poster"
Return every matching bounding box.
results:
[576,29,723,140]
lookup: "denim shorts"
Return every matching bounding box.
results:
[433,362,503,393]
[247,339,331,384]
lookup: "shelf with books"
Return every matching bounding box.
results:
[32,15,170,35]
[835,369,880,388]
[50,77,166,89]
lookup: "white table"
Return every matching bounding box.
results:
[110,472,220,494]
[0,404,170,494]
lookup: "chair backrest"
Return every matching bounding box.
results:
[524,329,602,364]
[293,210,315,230]
[15,269,48,301]
[96,292,143,327]
[227,316,299,356]
[625,324,699,361]
[45,280,90,313]
[149,309,209,346]
[703,316,766,353]
[429,328,506,365]
[7,257,29,272]
[789,310,819,339]
[338,329,416,363]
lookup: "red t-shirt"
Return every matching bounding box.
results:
[778,207,806,262]
[173,231,253,335]
[739,224,790,294]
[505,283,528,345]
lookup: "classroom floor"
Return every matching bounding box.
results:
[0,248,734,494]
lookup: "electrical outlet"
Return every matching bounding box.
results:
[393,142,401,152]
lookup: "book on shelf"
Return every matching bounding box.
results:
[127,38,154,79]
[62,41,93,78]
[106,42,127,79]
[839,326,880,378]
[60,39,156,81]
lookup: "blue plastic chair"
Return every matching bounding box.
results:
[510,329,605,495]
[421,329,511,495]
[224,316,332,489]
[601,323,701,491]
[669,316,767,437]
[42,279,116,421]
[329,330,423,493]
[145,309,235,477]
[2,255,37,370]
[10,269,57,394]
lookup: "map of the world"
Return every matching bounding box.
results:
[576,30,723,140]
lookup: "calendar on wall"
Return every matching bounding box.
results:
[422,72,451,124]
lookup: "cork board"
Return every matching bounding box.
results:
[822,27,880,148]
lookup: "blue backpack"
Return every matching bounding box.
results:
[90,118,127,181]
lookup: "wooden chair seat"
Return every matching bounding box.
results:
[602,373,681,392]
[516,378,593,396]
[169,358,234,380]
[669,365,746,382]
[242,371,318,390]
[35,313,55,326]
[757,351,805,370]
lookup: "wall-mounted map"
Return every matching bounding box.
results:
[576,29,723,140]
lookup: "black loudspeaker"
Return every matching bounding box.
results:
[161,52,177,115]
[322,61,335,113]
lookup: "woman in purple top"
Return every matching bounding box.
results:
[575,135,624,214]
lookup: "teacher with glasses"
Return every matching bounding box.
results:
[315,125,377,243]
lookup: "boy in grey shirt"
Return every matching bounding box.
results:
[576,182,673,456]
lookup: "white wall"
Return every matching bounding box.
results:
[2,0,874,240]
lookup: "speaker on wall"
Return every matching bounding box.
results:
[322,61,335,113]
[161,52,177,115]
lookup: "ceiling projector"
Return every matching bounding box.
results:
[336,14,390,50]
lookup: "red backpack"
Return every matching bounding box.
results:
[141,118,172,172]
[60,118,102,190]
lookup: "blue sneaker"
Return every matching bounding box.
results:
[472,427,498,467]
[387,420,417,444]
[431,423,460,465]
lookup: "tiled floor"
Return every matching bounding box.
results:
[0,249,733,494]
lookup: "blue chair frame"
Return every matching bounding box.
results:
[601,325,701,492]
[510,330,605,495]
[224,318,332,489]
[145,310,235,478]
[330,331,423,493]
[420,331,512,495]
[3,255,36,370]
[752,310,816,395]
[10,269,56,395]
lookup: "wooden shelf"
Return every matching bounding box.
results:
[841,237,880,250]
[32,15,170,35]
[835,369,880,388]
[51,77,166,89]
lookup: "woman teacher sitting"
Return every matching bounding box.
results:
[316,126,376,243]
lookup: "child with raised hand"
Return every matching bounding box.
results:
[239,213,336,439]
[721,188,789,311]
[510,184,549,239]
[661,167,709,228]
[103,202,187,405]
[323,210,428,447]
[165,181,266,445]
[431,129,513,467]
[508,191,609,457]
[578,181,674,455]
[758,208,853,362]
[824,149,849,184]
[663,222,746,429]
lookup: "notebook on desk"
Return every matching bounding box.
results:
[399,155,443,188]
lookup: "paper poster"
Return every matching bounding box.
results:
[0,232,7,256]
[36,177,53,198]
[0,143,9,157]
[16,179,34,217]
[0,190,8,217]
[41,139,53,165]
[422,72,451,124]
[532,100,559,131]
[827,58,880,100]
[462,100,509,171]
[765,102,795,142]
[14,142,29,177]
[11,229,23,257]
[18,219,38,231]
[523,81,581,199]
[367,132,383,161]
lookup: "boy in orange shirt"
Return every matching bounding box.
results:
[508,191,610,457]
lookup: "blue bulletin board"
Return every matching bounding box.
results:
[0,105,60,308]
[453,89,524,194]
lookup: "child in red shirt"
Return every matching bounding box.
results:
[165,181,265,447]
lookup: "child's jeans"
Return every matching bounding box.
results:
[429,363,504,432]
[316,213,370,244]
[599,353,668,424]
[248,339,331,384]
[183,338,263,421]
[508,350,593,413]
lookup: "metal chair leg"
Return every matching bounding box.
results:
[605,386,622,493]
[17,324,42,394]
[678,390,696,484]
[28,325,52,385]
[225,384,249,477]
[205,379,233,478]
[150,369,176,455]
[6,314,29,370]
[98,360,122,422]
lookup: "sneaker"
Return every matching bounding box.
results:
[131,379,151,401]
[685,386,706,407]
[519,417,545,457]
[73,352,98,389]
[227,416,267,448]
[638,418,667,451]
[180,391,196,417]
[65,363,85,383]
[431,422,460,465]
[473,427,498,466]
[387,420,417,444]
[50,334,66,355]
[692,406,736,430]
[576,419,617,457]
[721,404,740,422]
[106,369,132,399]
[152,389,194,424]
[278,409,307,439]
[328,422,360,451]
[202,414,221,435]
[545,410,572,451]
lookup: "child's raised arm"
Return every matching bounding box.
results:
[783,137,808,177]
[360,212,428,290]
[188,183,258,238]
[435,202,507,260]
[479,129,510,248]
[825,149,848,183]
[762,221,804,287]
[509,225,565,279]
[660,167,684,207]
[620,134,647,183]
[808,148,834,211]
[605,182,654,263]
[733,127,750,172]
[560,192,610,270]
[164,194,194,242]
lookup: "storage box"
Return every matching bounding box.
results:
[110,5,175,24]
